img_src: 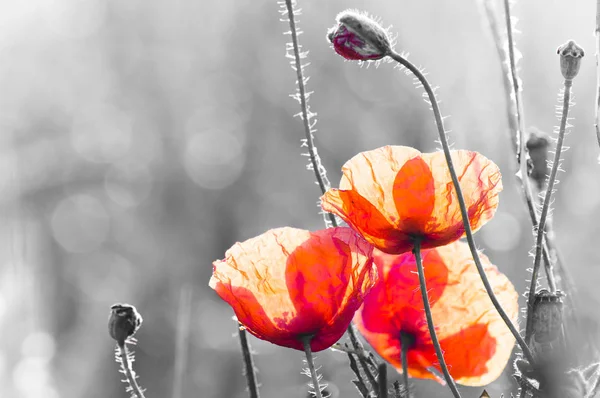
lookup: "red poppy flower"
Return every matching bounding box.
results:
[354,240,518,386]
[209,227,377,352]
[320,145,502,254]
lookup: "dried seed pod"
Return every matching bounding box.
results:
[108,303,143,346]
[557,40,584,80]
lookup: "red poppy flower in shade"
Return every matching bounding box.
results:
[320,145,502,254]
[354,240,519,386]
[209,227,377,352]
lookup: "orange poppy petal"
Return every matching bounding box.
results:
[392,156,436,234]
[321,146,502,254]
[321,188,411,253]
[417,150,502,249]
[210,227,377,352]
[354,240,518,386]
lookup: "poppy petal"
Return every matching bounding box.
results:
[321,146,422,253]
[354,240,518,386]
[210,227,377,351]
[417,150,502,249]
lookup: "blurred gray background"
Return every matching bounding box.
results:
[1,0,598,397]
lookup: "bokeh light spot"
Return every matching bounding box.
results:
[50,194,110,253]
[21,332,56,361]
[105,163,153,208]
[481,210,521,252]
[183,130,245,190]
[71,103,132,164]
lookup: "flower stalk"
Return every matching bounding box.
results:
[301,335,323,398]
[238,325,260,398]
[412,239,462,398]
[527,42,581,341]
[387,49,535,365]
[400,331,411,398]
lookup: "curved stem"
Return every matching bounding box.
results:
[118,343,146,398]
[400,332,411,397]
[526,79,572,342]
[238,326,260,398]
[283,0,337,227]
[388,50,534,364]
[301,336,323,398]
[412,239,462,398]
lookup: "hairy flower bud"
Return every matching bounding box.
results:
[327,10,391,61]
[526,128,550,190]
[108,303,143,345]
[557,40,584,80]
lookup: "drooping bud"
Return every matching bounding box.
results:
[108,303,143,346]
[557,40,584,80]
[327,10,391,61]
[526,128,550,191]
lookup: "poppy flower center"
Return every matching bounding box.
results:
[399,330,417,350]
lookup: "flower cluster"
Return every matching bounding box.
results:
[210,144,518,386]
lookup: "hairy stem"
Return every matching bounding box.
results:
[301,336,323,398]
[412,239,461,398]
[281,1,377,390]
[282,0,336,227]
[238,326,260,398]
[118,343,146,398]
[388,50,534,364]
[526,79,572,342]
[501,0,559,293]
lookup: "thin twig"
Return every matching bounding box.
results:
[526,79,572,342]
[238,326,260,398]
[388,50,535,364]
[412,239,462,398]
[301,336,323,398]
[118,343,146,398]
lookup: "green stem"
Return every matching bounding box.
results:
[526,79,572,342]
[412,239,462,398]
[301,336,323,398]
[388,49,534,365]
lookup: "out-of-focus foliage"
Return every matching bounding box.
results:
[0,1,598,397]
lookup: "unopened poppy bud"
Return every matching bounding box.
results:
[327,10,391,61]
[526,128,550,190]
[108,303,143,345]
[557,40,584,80]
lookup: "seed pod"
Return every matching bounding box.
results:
[108,303,143,345]
[526,128,550,191]
[327,10,391,61]
[530,289,564,365]
[557,40,584,81]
